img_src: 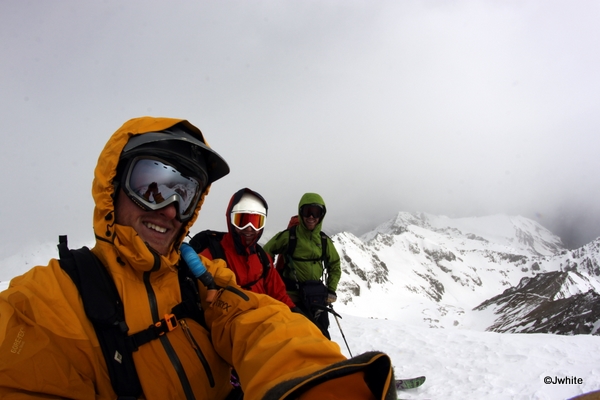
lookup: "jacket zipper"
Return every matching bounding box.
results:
[180,318,216,387]
[144,255,196,399]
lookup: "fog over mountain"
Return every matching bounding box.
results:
[3,1,600,262]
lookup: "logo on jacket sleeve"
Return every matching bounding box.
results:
[213,298,231,312]
[11,327,26,354]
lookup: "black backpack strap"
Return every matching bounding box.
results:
[191,231,271,291]
[58,236,142,399]
[240,245,271,290]
[172,257,207,329]
[58,236,208,399]
[189,230,226,260]
[256,246,271,281]
[287,226,325,264]
[282,228,331,289]
[286,227,329,265]
[319,231,329,265]
[286,226,298,261]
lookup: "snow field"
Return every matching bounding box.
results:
[330,312,600,400]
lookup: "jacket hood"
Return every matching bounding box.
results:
[92,116,222,270]
[297,192,326,232]
[226,188,268,253]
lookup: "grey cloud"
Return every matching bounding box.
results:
[1,0,599,259]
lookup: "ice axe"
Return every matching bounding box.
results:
[329,305,353,357]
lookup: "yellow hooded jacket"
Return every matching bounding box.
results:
[0,117,395,400]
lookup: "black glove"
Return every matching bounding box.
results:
[327,289,337,304]
[291,306,307,317]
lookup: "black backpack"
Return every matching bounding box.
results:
[275,224,330,291]
[189,230,271,290]
[286,225,329,266]
[57,235,206,399]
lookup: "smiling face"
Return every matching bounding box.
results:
[114,189,184,255]
[234,225,260,247]
[302,215,320,231]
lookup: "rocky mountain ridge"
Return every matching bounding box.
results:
[331,212,600,335]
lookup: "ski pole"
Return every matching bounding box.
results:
[330,306,352,357]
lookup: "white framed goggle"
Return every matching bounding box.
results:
[231,212,266,231]
[122,156,205,221]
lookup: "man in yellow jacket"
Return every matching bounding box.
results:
[0,117,396,399]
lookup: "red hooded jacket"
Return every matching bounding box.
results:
[200,188,295,308]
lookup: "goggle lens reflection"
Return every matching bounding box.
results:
[124,157,204,221]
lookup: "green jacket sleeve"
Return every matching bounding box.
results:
[262,230,289,257]
[325,237,341,292]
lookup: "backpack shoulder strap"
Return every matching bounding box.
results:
[288,226,325,263]
[255,245,271,280]
[191,231,271,290]
[172,258,207,328]
[189,230,226,260]
[57,236,204,399]
[281,229,331,285]
[286,225,298,259]
[319,231,329,263]
[241,245,271,290]
[57,235,142,399]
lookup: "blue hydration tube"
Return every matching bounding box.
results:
[180,243,217,293]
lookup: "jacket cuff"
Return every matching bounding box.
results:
[262,351,396,400]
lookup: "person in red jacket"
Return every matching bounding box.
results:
[198,188,296,309]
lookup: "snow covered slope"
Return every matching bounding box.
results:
[329,312,600,400]
[333,212,599,334]
[2,213,600,399]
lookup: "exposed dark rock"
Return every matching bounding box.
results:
[474,271,600,335]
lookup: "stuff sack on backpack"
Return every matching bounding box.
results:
[274,215,299,272]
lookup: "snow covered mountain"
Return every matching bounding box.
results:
[3,211,598,337]
[2,212,600,398]
[331,212,600,335]
[474,238,600,335]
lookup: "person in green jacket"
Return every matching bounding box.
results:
[263,192,341,339]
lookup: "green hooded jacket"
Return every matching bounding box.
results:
[263,193,341,294]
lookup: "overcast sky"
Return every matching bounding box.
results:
[1,1,599,259]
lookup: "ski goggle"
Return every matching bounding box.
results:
[300,204,324,219]
[122,157,206,222]
[231,212,266,231]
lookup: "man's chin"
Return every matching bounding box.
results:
[143,238,172,256]
[141,231,181,256]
